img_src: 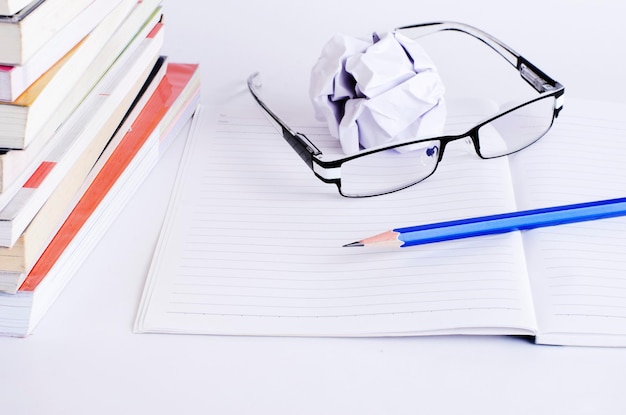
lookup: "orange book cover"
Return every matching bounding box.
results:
[20,62,199,291]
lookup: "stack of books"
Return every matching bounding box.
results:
[0,0,201,337]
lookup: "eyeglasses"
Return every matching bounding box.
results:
[247,21,565,198]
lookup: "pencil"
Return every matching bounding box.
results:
[343,197,626,248]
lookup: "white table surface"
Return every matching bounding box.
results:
[2,1,626,414]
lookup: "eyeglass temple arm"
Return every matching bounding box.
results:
[247,73,322,170]
[396,21,563,94]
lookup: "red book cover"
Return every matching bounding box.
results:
[20,62,199,291]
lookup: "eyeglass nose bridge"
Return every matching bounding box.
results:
[435,132,480,159]
[464,130,482,155]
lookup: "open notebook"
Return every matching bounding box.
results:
[135,97,626,347]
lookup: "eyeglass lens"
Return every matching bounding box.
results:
[476,96,556,158]
[338,96,556,197]
[340,140,442,197]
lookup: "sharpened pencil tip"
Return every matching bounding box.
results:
[343,241,364,247]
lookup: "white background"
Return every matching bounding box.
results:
[1,1,626,414]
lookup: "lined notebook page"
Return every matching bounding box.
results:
[135,102,538,337]
[509,99,626,346]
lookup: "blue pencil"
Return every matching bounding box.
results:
[343,197,626,248]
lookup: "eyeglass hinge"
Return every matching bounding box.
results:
[294,132,322,156]
[519,62,555,93]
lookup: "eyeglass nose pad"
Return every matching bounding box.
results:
[464,136,475,154]
[419,145,439,166]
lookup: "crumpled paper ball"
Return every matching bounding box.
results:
[310,31,447,155]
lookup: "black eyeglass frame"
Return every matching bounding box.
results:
[247,21,565,198]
